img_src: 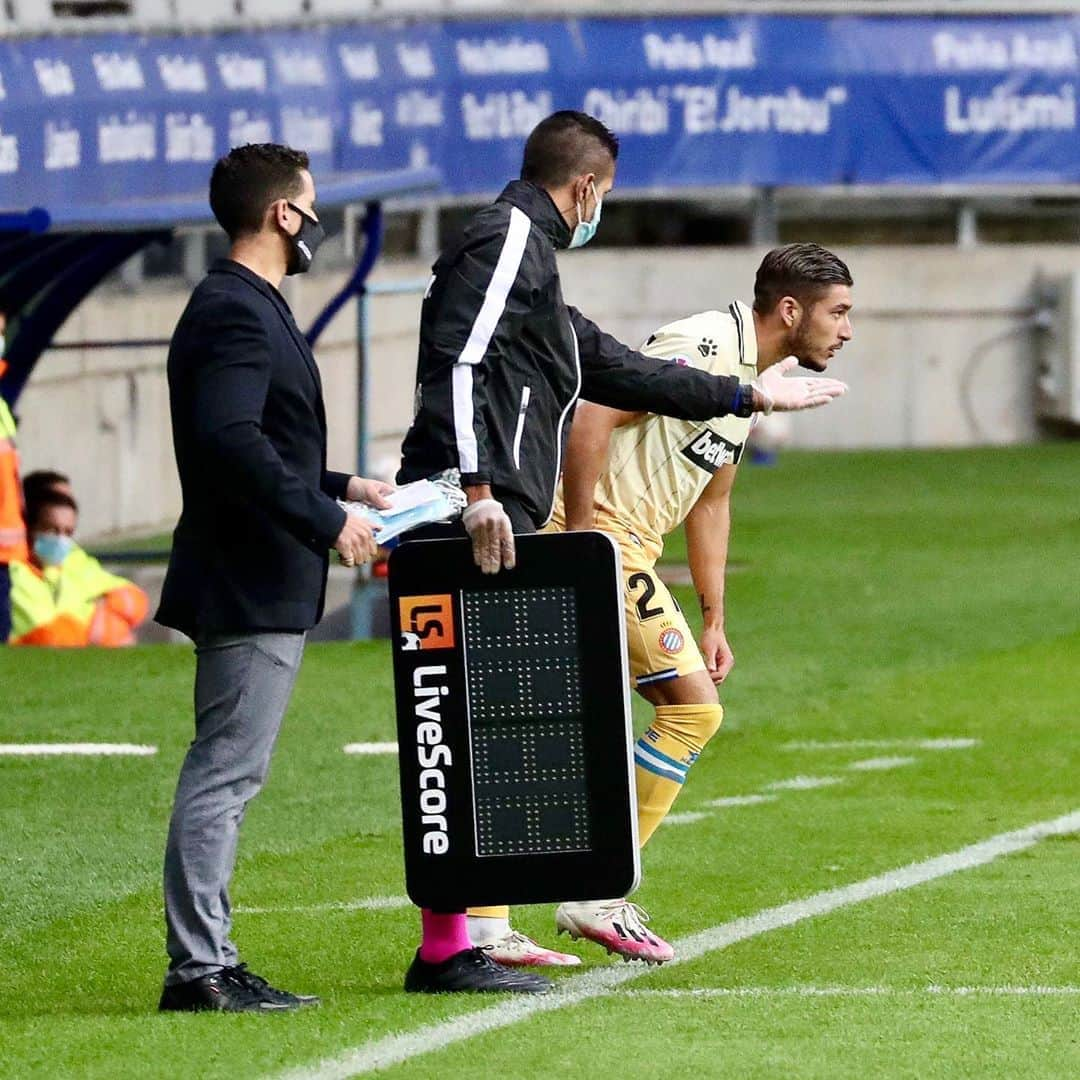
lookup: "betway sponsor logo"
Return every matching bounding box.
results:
[932,30,1077,72]
[413,665,452,856]
[945,83,1076,133]
[35,58,75,97]
[456,36,549,75]
[92,52,145,91]
[157,55,208,93]
[461,90,552,140]
[680,428,743,473]
[643,31,755,72]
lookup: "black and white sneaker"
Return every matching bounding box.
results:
[158,965,315,1013]
[404,947,553,994]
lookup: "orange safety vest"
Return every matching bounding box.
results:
[0,387,28,566]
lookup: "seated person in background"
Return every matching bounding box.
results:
[22,468,74,505]
[8,490,149,647]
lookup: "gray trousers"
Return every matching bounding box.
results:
[163,630,305,985]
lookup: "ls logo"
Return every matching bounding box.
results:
[398,594,455,651]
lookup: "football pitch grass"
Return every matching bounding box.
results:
[1,445,1078,1079]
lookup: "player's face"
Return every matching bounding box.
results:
[790,285,853,372]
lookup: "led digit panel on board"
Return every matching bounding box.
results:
[389,532,640,910]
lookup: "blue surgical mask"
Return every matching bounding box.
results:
[33,533,74,566]
[568,182,602,250]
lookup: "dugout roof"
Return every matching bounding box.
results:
[0,164,441,407]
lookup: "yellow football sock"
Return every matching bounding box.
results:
[634,703,723,846]
[467,905,510,919]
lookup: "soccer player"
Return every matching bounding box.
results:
[480,243,854,964]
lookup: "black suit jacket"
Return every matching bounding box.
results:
[157,259,349,638]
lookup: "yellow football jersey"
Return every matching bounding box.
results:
[553,303,757,562]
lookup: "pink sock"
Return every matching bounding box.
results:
[419,909,472,964]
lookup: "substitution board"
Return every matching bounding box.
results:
[389,531,640,911]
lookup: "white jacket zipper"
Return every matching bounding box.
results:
[512,385,532,469]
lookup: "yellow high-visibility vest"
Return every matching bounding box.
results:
[8,547,134,645]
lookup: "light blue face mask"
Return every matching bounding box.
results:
[33,533,74,567]
[568,181,602,250]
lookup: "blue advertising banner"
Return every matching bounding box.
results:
[0,13,1077,213]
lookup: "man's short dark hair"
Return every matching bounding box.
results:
[521,111,619,188]
[22,470,71,507]
[209,143,310,241]
[26,490,78,530]
[753,243,853,314]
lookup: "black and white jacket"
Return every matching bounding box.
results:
[399,180,751,528]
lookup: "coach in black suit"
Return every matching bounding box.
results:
[156,144,390,1013]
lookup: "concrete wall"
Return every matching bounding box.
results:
[16,268,362,541]
[15,244,1079,541]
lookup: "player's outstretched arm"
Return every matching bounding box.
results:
[753,357,848,412]
[684,463,739,684]
[562,401,640,531]
[569,307,752,420]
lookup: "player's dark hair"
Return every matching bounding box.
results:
[753,244,853,314]
[521,111,619,188]
[22,469,71,508]
[26,489,78,530]
[209,143,310,241]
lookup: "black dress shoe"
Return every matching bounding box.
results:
[229,964,320,1008]
[404,947,553,994]
[158,966,304,1013]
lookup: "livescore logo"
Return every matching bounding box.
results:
[399,594,457,859]
[399,594,456,651]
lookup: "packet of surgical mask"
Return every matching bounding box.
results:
[337,476,466,544]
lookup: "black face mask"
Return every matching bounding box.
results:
[283,201,326,276]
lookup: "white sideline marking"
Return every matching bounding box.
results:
[783,738,980,752]
[764,775,844,791]
[342,743,398,755]
[236,896,410,916]
[847,756,917,772]
[662,811,711,826]
[707,795,779,808]
[0,742,157,756]
[621,985,1080,1000]
[272,808,1080,1080]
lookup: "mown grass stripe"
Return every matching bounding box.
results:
[272,808,1080,1080]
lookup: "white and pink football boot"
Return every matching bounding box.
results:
[475,929,582,968]
[554,900,674,965]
